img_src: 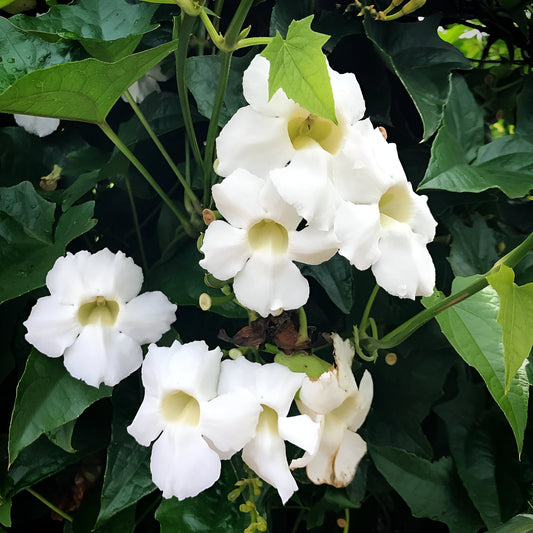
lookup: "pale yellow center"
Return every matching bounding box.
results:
[160,391,201,425]
[287,113,343,154]
[248,219,289,255]
[257,405,279,436]
[378,184,413,227]
[78,296,119,326]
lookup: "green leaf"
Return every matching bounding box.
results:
[8,401,111,495]
[0,40,178,123]
[186,54,249,126]
[96,379,155,527]
[487,265,533,392]
[488,514,533,533]
[365,347,454,458]
[261,16,336,122]
[364,16,471,141]
[8,349,112,465]
[434,377,502,528]
[446,213,499,277]
[0,17,81,88]
[46,420,76,453]
[369,445,483,533]
[0,498,11,528]
[10,0,158,62]
[422,277,529,454]
[146,242,247,319]
[0,183,96,304]
[419,161,533,198]
[299,254,355,314]
[420,76,533,197]
[155,462,248,533]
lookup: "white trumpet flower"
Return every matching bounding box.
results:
[23,249,177,387]
[215,54,365,181]
[199,169,338,317]
[291,334,373,487]
[218,357,321,504]
[127,341,261,500]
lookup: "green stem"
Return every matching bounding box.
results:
[199,9,224,49]
[98,121,195,236]
[343,508,350,533]
[223,0,255,49]
[297,306,309,344]
[234,36,273,50]
[202,50,232,203]
[123,89,202,214]
[25,487,73,523]
[359,284,379,335]
[174,15,203,169]
[124,173,148,272]
[361,231,533,352]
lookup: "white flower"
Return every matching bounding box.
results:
[334,170,437,299]
[290,334,373,488]
[127,341,261,500]
[215,54,365,182]
[218,357,321,504]
[14,114,60,137]
[23,249,177,387]
[199,169,338,317]
[123,63,170,104]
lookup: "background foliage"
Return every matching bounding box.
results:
[0,0,532,532]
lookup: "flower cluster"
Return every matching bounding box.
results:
[200,54,437,313]
[126,333,372,502]
[23,249,373,504]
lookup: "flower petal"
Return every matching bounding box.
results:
[233,255,309,317]
[127,395,166,446]
[201,389,261,453]
[270,147,341,231]
[23,296,81,357]
[211,169,265,228]
[298,370,347,415]
[288,226,339,265]
[242,55,300,117]
[14,114,60,137]
[371,225,435,298]
[116,291,176,344]
[259,178,302,231]
[405,187,437,242]
[46,251,92,305]
[63,324,142,387]
[218,356,260,396]
[142,341,222,401]
[332,430,367,488]
[329,68,365,126]
[278,414,321,455]
[347,370,373,432]
[255,363,304,416]
[215,107,294,179]
[334,201,382,270]
[242,432,297,505]
[199,221,249,281]
[82,249,143,302]
[332,334,356,393]
[151,425,221,500]
[296,414,345,486]
[127,74,161,104]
